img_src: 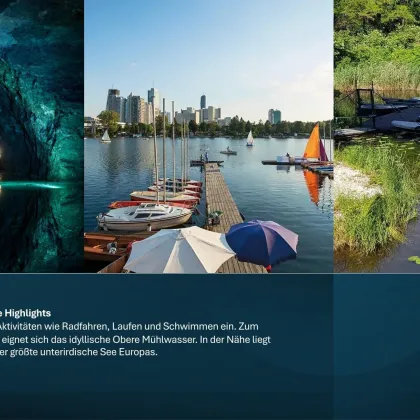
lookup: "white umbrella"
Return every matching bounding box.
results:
[123,226,236,273]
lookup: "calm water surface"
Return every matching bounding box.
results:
[84,136,334,273]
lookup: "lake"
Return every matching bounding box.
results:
[84,136,334,273]
[0,181,83,272]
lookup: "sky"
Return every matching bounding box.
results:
[85,0,333,122]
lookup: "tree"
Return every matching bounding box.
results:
[189,120,198,134]
[155,115,164,135]
[264,120,271,135]
[199,121,208,132]
[245,120,252,132]
[98,110,119,136]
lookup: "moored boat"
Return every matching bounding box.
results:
[108,200,196,210]
[159,177,202,186]
[97,203,192,232]
[148,185,201,197]
[130,191,199,204]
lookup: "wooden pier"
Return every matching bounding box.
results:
[204,163,267,274]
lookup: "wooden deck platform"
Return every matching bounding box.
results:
[204,163,266,274]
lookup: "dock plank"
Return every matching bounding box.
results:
[204,163,267,274]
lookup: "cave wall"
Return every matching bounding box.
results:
[0,0,83,181]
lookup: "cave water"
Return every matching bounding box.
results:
[0,0,83,272]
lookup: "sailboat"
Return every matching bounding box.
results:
[302,123,328,162]
[246,130,254,147]
[100,129,111,143]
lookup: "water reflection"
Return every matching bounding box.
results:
[85,136,334,273]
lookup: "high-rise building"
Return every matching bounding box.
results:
[144,102,153,125]
[148,88,160,111]
[208,106,215,121]
[200,94,206,109]
[106,89,120,112]
[215,108,221,119]
[164,111,172,124]
[126,93,133,123]
[195,110,201,124]
[203,108,209,121]
[115,96,126,122]
[268,109,281,124]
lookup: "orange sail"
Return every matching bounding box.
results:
[303,123,320,159]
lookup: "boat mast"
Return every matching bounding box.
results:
[323,122,326,161]
[162,98,166,204]
[152,95,159,205]
[180,120,184,190]
[186,121,189,181]
[172,101,176,195]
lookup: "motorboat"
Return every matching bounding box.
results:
[97,203,192,232]
[130,191,199,204]
[108,200,196,210]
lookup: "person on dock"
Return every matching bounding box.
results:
[200,154,204,162]
[205,152,209,162]
[286,152,290,158]
[227,146,230,152]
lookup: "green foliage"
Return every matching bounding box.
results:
[334,142,420,254]
[335,0,420,89]
[97,110,120,136]
[408,256,420,264]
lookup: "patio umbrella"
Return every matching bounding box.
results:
[123,226,235,273]
[226,219,298,266]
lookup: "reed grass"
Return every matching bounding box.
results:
[335,62,420,91]
[334,143,420,254]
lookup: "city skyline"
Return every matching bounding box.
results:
[85,0,333,122]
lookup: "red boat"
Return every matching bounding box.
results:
[108,200,196,210]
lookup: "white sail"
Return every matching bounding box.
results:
[246,130,254,146]
[101,129,111,142]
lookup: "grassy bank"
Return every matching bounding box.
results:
[335,62,420,91]
[334,143,420,254]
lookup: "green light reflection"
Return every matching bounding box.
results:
[0,182,67,190]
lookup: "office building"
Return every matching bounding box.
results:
[144,102,153,124]
[200,94,206,109]
[106,89,121,113]
[215,108,221,119]
[208,106,215,121]
[268,109,281,124]
[148,88,160,111]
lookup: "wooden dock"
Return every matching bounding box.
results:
[204,163,267,274]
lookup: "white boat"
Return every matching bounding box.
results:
[130,190,199,203]
[148,185,201,197]
[159,177,202,186]
[97,203,192,232]
[100,129,111,143]
[391,120,420,131]
[246,130,254,147]
[154,180,202,191]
